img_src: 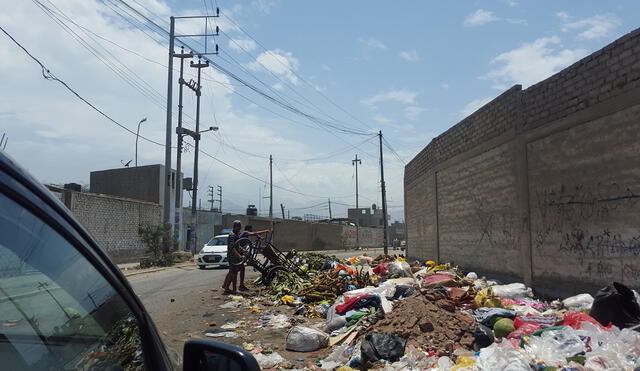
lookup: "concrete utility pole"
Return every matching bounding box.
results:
[174,47,193,243]
[189,58,209,254]
[280,203,285,219]
[162,16,175,230]
[352,154,361,208]
[352,154,362,249]
[378,130,389,254]
[217,185,222,212]
[328,198,332,219]
[165,12,219,243]
[269,154,273,220]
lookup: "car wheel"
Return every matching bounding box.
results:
[198,265,206,269]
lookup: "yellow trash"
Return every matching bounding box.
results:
[426,260,436,266]
[281,295,294,305]
[337,367,359,371]
[396,256,407,262]
[230,295,243,302]
[452,356,475,370]
[249,306,261,312]
[474,288,503,308]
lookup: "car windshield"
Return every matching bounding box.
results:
[206,237,228,246]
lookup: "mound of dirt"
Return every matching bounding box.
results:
[367,295,476,356]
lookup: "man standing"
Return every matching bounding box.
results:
[222,220,243,294]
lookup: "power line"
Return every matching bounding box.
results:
[221,12,375,133]
[0,24,165,147]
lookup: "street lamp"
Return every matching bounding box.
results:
[135,117,147,167]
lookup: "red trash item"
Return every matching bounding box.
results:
[562,312,611,330]
[507,322,541,339]
[335,294,369,315]
[373,263,389,276]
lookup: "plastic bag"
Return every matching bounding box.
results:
[507,318,541,339]
[473,307,516,326]
[391,285,416,300]
[320,343,352,369]
[474,288,503,308]
[286,326,329,351]
[475,343,531,370]
[254,351,285,368]
[373,263,389,276]
[562,293,594,311]
[388,261,412,278]
[589,281,640,329]
[324,315,347,332]
[524,327,586,365]
[562,312,610,330]
[361,332,406,364]
[473,324,494,350]
[491,283,532,299]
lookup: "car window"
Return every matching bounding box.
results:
[207,237,228,246]
[0,192,145,370]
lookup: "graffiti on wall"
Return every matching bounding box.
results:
[533,182,640,259]
[471,195,524,251]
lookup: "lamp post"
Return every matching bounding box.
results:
[135,117,147,167]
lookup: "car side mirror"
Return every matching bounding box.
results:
[183,339,260,371]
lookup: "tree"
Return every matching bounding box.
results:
[138,223,178,268]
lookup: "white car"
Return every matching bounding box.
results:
[196,234,229,269]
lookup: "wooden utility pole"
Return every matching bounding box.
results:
[280,203,285,219]
[328,198,332,219]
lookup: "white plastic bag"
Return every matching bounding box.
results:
[562,293,594,311]
[475,343,531,370]
[491,283,532,299]
[254,352,285,368]
[388,261,412,277]
[286,326,329,352]
[320,343,352,369]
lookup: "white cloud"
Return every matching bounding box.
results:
[373,114,391,124]
[321,64,331,71]
[361,90,417,108]
[228,38,257,52]
[404,106,427,120]
[481,36,588,89]
[460,97,493,117]
[398,50,420,62]
[464,9,499,26]
[502,0,518,7]
[556,11,570,21]
[561,13,621,40]
[358,37,387,50]
[251,0,278,14]
[441,83,450,89]
[246,49,300,85]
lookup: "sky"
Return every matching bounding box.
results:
[1,0,638,222]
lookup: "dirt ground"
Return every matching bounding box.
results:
[149,280,334,369]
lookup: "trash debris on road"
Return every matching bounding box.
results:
[206,250,640,370]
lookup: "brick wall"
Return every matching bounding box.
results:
[405,28,640,297]
[48,187,162,264]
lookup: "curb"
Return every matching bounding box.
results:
[121,262,195,277]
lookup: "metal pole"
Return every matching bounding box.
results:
[269,155,273,220]
[328,198,332,219]
[135,118,146,167]
[163,17,175,230]
[379,131,389,255]
[280,203,285,219]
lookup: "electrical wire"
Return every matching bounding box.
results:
[0,24,165,147]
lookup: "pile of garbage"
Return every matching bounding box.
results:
[233,253,640,370]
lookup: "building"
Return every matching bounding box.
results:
[90,164,183,245]
[389,221,406,242]
[347,204,389,228]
